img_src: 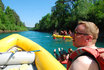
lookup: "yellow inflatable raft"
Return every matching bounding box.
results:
[53,34,72,39]
[0,34,66,70]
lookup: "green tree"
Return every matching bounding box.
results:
[34,0,104,34]
[0,0,4,11]
[5,6,28,31]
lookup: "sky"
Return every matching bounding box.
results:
[2,0,57,27]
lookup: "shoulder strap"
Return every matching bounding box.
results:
[81,47,100,58]
[97,48,104,53]
[67,48,85,70]
[67,47,101,70]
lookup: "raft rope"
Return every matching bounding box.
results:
[0,50,40,69]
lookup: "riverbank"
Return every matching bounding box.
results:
[1,30,104,42]
[0,30,27,33]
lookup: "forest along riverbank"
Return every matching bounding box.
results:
[0,30,26,33]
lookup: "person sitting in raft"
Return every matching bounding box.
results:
[68,30,72,36]
[63,30,68,35]
[66,48,73,60]
[54,48,66,62]
[53,30,59,35]
[67,21,99,70]
[60,30,65,35]
[53,49,60,60]
[54,48,73,62]
[59,48,67,61]
[61,48,67,55]
[60,48,73,64]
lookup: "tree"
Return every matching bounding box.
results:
[0,0,4,11]
[34,0,104,34]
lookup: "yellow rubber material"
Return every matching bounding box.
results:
[0,34,66,70]
[53,34,72,39]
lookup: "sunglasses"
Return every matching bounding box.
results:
[73,30,89,35]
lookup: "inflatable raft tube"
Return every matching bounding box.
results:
[0,51,35,65]
[53,34,72,39]
[0,34,66,70]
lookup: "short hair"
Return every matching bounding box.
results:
[78,21,99,43]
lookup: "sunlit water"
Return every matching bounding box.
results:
[0,31,76,54]
[0,31,104,67]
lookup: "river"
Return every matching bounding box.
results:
[0,31,104,57]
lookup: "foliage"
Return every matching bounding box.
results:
[34,13,51,32]
[0,0,28,32]
[0,0,4,11]
[33,0,104,33]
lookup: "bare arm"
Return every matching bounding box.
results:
[69,56,99,70]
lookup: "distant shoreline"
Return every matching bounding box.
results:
[0,30,25,33]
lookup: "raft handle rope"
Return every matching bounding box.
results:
[0,50,40,69]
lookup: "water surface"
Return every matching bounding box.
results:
[0,31,103,56]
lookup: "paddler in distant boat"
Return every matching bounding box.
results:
[60,30,65,35]
[53,30,59,35]
[60,30,68,35]
[53,30,59,39]
[63,30,68,35]
[68,30,72,36]
[60,30,68,39]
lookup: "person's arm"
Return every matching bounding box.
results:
[66,54,69,60]
[69,56,99,70]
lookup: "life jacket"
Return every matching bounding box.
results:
[67,47,104,70]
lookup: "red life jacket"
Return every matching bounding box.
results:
[67,47,104,70]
